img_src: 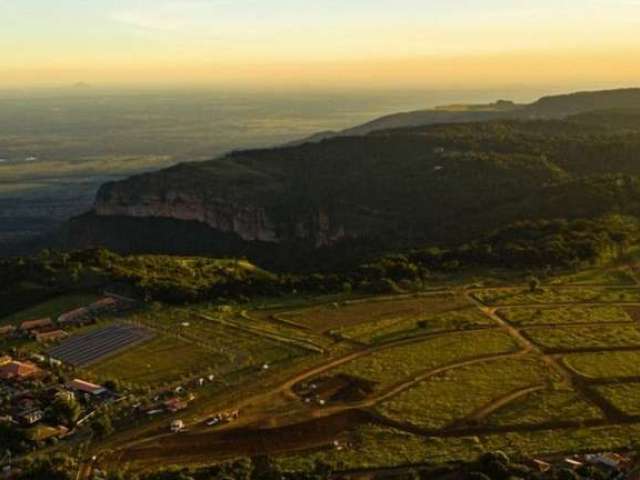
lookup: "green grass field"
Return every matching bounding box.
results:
[342,301,493,344]
[88,334,221,387]
[474,287,640,306]
[497,305,632,326]
[276,294,458,334]
[563,351,640,379]
[523,325,640,351]
[0,292,100,326]
[276,425,469,471]
[549,268,637,286]
[277,421,640,472]
[377,357,559,430]
[596,384,640,416]
[334,330,520,388]
[88,308,307,387]
[485,389,603,426]
[135,307,308,361]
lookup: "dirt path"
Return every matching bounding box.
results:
[104,281,640,469]
[450,384,546,428]
[195,311,326,353]
[108,325,499,455]
[489,301,640,309]
[467,292,626,423]
[115,410,375,468]
[520,320,638,329]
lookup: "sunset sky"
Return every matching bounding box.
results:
[2,0,640,89]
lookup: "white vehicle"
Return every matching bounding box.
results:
[170,420,185,432]
[206,416,220,427]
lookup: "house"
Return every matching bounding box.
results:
[0,361,41,380]
[164,397,188,413]
[35,329,68,343]
[57,307,91,325]
[66,379,106,396]
[19,318,53,332]
[0,325,15,337]
[17,409,43,426]
[88,297,123,314]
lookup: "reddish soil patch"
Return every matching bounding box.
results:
[120,409,374,465]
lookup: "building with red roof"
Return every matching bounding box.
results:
[0,361,41,380]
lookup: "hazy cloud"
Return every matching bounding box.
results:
[110,1,235,31]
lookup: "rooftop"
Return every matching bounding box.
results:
[20,318,53,331]
[0,361,41,380]
[67,378,106,395]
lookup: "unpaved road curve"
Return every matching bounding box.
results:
[110,325,499,453]
[450,384,546,427]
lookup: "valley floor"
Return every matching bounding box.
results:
[43,267,640,475]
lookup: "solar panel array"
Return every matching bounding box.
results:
[48,324,153,367]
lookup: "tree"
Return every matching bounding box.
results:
[528,275,541,292]
[91,412,113,439]
[49,393,81,427]
[17,453,77,480]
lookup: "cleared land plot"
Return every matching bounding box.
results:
[89,315,306,387]
[48,324,152,367]
[201,308,333,351]
[89,335,220,386]
[564,351,640,379]
[278,422,640,471]
[485,389,603,426]
[474,288,640,307]
[0,293,100,326]
[342,303,493,344]
[377,357,559,430]
[498,306,632,327]
[549,269,637,286]
[333,330,520,389]
[136,308,309,363]
[522,325,640,351]
[596,384,640,416]
[276,425,457,471]
[276,294,459,334]
[480,423,640,459]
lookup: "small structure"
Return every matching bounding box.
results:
[88,297,120,313]
[66,379,107,396]
[0,361,41,381]
[170,419,185,432]
[35,329,68,343]
[57,307,91,326]
[0,355,11,366]
[0,325,15,337]
[17,409,43,426]
[531,459,552,473]
[20,318,53,332]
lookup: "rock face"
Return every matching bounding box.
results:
[94,179,350,248]
[96,190,279,243]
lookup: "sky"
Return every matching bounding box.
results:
[2,0,640,90]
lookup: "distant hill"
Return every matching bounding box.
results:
[58,88,640,269]
[294,88,640,143]
[528,88,640,116]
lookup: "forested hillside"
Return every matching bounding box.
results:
[58,105,640,271]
